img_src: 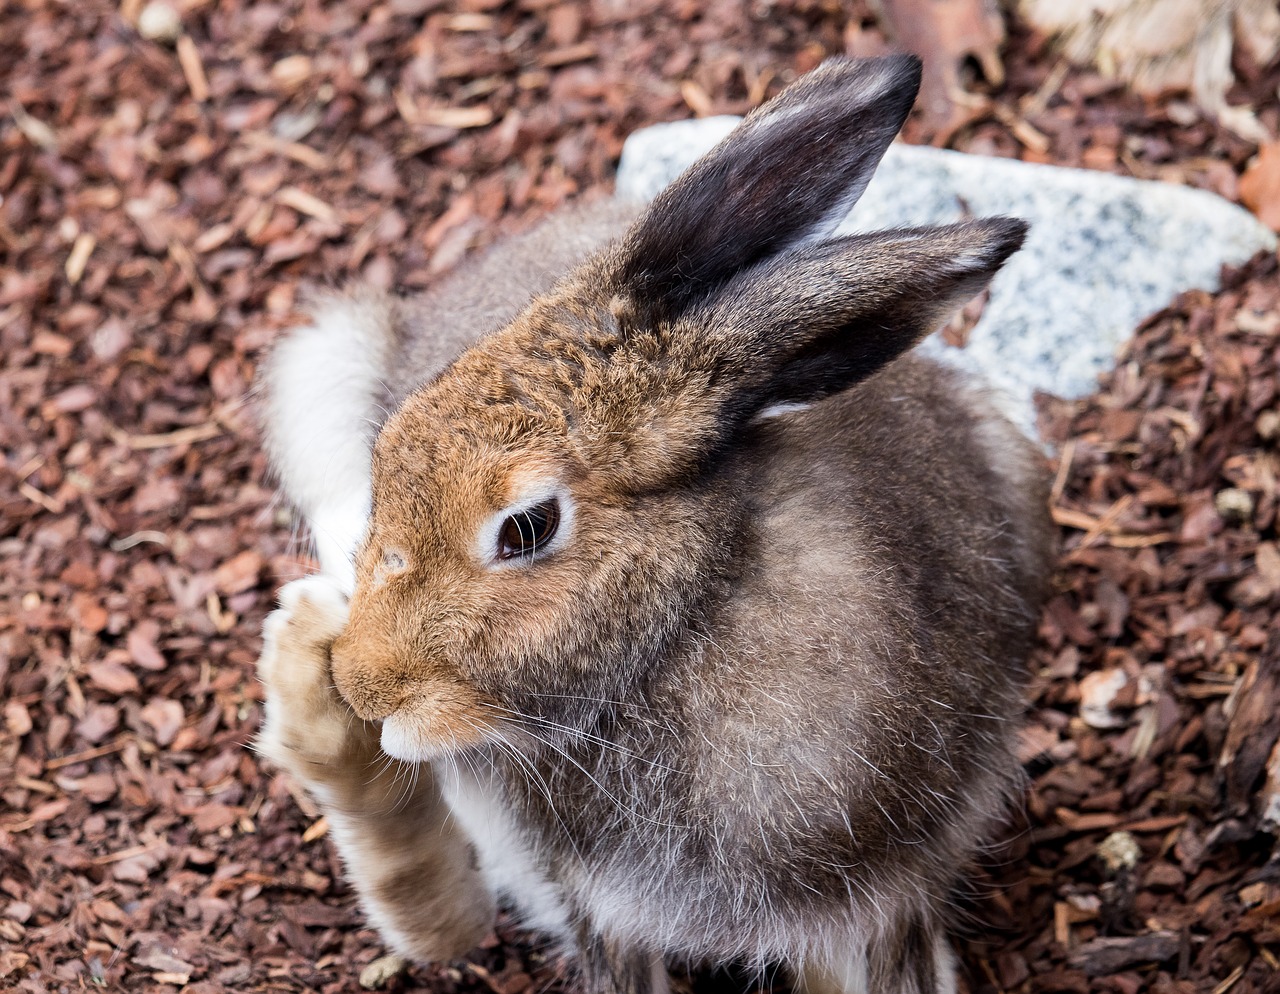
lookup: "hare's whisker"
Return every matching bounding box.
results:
[495,718,688,833]
[476,701,680,775]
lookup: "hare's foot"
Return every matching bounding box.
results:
[256,574,496,963]
[798,924,956,994]
[257,575,377,780]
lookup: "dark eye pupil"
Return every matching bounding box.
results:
[498,499,561,560]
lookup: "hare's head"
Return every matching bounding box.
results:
[329,55,1028,762]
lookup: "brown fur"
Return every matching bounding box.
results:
[258,55,1055,994]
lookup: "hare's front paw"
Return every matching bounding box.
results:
[257,575,373,770]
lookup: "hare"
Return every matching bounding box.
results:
[255,55,1054,994]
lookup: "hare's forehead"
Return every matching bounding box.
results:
[388,378,568,438]
[373,422,567,505]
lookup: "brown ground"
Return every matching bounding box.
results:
[2,1,1279,992]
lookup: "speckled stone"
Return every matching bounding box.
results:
[616,117,1276,434]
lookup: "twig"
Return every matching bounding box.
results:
[94,842,164,865]
[45,736,132,770]
[18,481,64,514]
[1050,438,1076,506]
[276,186,341,224]
[1212,965,1245,994]
[239,131,329,170]
[110,530,171,551]
[176,35,210,102]
[9,99,57,150]
[65,233,96,285]
[111,421,223,450]
[1022,59,1070,118]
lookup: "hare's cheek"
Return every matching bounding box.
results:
[379,684,498,763]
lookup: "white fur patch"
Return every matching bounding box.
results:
[438,764,571,938]
[752,401,813,423]
[380,712,438,764]
[798,947,870,994]
[311,495,371,595]
[933,935,958,994]
[264,299,394,584]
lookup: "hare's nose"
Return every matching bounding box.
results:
[329,636,410,722]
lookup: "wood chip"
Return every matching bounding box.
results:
[64,232,96,284]
[680,79,714,116]
[416,105,495,129]
[111,421,223,449]
[447,13,494,31]
[276,186,341,223]
[175,35,209,102]
[1067,931,1181,975]
[1056,808,1122,832]
[271,54,313,91]
[240,130,331,170]
[539,42,597,68]
[9,99,57,151]
[44,737,131,770]
[302,816,329,843]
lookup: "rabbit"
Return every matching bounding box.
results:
[255,54,1055,994]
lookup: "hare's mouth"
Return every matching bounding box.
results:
[379,692,499,763]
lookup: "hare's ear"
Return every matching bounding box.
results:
[616,55,921,316]
[694,218,1028,424]
[584,219,1026,490]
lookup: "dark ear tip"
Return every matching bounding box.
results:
[973,216,1030,268]
[884,52,923,87]
[817,52,921,77]
[815,53,922,100]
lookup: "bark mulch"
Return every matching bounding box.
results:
[1,1,1278,992]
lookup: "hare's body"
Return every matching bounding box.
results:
[256,57,1053,994]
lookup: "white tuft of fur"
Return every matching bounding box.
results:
[752,401,814,423]
[798,946,870,994]
[262,295,396,591]
[380,712,437,764]
[932,935,958,994]
[437,763,572,938]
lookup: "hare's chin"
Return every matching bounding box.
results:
[380,714,447,763]
[379,709,490,763]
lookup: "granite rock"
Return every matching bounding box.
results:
[616,117,1276,434]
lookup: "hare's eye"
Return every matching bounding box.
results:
[498,499,560,560]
